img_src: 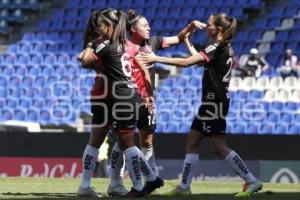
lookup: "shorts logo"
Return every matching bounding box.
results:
[202,122,211,133]
[112,121,117,128]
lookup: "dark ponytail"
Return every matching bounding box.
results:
[127,9,143,30]
[100,9,128,52]
[212,13,237,44]
[83,10,101,49]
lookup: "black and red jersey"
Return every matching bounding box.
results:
[126,36,167,98]
[92,40,136,98]
[199,43,234,102]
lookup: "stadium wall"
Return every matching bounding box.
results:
[0,132,299,183]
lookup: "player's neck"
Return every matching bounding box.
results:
[130,35,144,46]
[214,34,224,43]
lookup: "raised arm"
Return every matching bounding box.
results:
[134,55,153,97]
[184,34,198,55]
[163,20,207,47]
[77,43,99,69]
[139,51,205,67]
[135,55,155,112]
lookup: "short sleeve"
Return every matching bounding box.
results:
[198,43,219,63]
[149,36,166,51]
[93,40,110,60]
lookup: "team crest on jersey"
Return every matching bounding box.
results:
[205,44,218,53]
[96,40,109,53]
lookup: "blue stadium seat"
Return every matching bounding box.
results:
[22,87,38,98]
[266,112,280,123]
[6,44,18,52]
[259,124,273,134]
[178,122,190,133]
[165,122,179,133]
[20,99,31,108]
[32,99,44,109]
[0,76,7,88]
[28,66,40,76]
[232,123,246,134]
[2,65,13,76]
[246,123,260,134]
[9,88,22,98]
[65,0,80,8]
[34,76,46,87]
[14,64,26,76]
[274,123,288,135]
[248,90,264,99]
[27,109,38,121]
[1,109,13,120]
[285,101,298,111]
[22,76,33,87]
[9,76,21,88]
[16,53,30,65]
[288,125,300,135]
[15,109,26,120]
[6,98,18,109]
[157,111,171,123]
[37,20,50,31]
[269,101,284,111]
[280,112,294,123]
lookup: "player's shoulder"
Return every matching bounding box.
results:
[204,43,219,53]
[95,40,110,53]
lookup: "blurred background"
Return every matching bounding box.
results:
[0,0,299,183]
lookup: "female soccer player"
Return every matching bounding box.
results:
[79,8,163,197]
[139,13,262,197]
[108,9,203,196]
[77,9,112,198]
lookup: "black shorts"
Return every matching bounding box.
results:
[91,99,113,127]
[111,93,142,133]
[137,104,156,132]
[191,101,229,137]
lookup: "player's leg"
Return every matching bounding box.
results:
[166,129,204,196]
[113,99,148,197]
[78,126,109,197]
[138,106,157,175]
[107,140,128,197]
[78,101,111,197]
[209,100,262,197]
[209,136,262,197]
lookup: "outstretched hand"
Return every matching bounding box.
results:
[136,51,156,64]
[190,20,207,30]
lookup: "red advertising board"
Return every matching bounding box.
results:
[0,157,82,177]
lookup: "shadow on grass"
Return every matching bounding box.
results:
[1,191,300,200]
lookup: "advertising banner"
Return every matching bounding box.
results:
[0,157,82,177]
[156,159,260,181]
[260,161,300,183]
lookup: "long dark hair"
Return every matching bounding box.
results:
[212,13,237,44]
[100,9,127,51]
[83,10,102,49]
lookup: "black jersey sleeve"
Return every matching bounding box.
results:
[148,36,167,51]
[93,40,110,61]
[199,43,219,63]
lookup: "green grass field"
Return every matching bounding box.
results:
[0,178,299,200]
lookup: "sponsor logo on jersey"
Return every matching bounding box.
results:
[205,43,218,54]
[96,40,109,53]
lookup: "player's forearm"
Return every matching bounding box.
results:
[142,69,153,97]
[135,57,153,96]
[80,47,98,69]
[177,24,193,42]
[184,37,198,55]
[154,56,190,67]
